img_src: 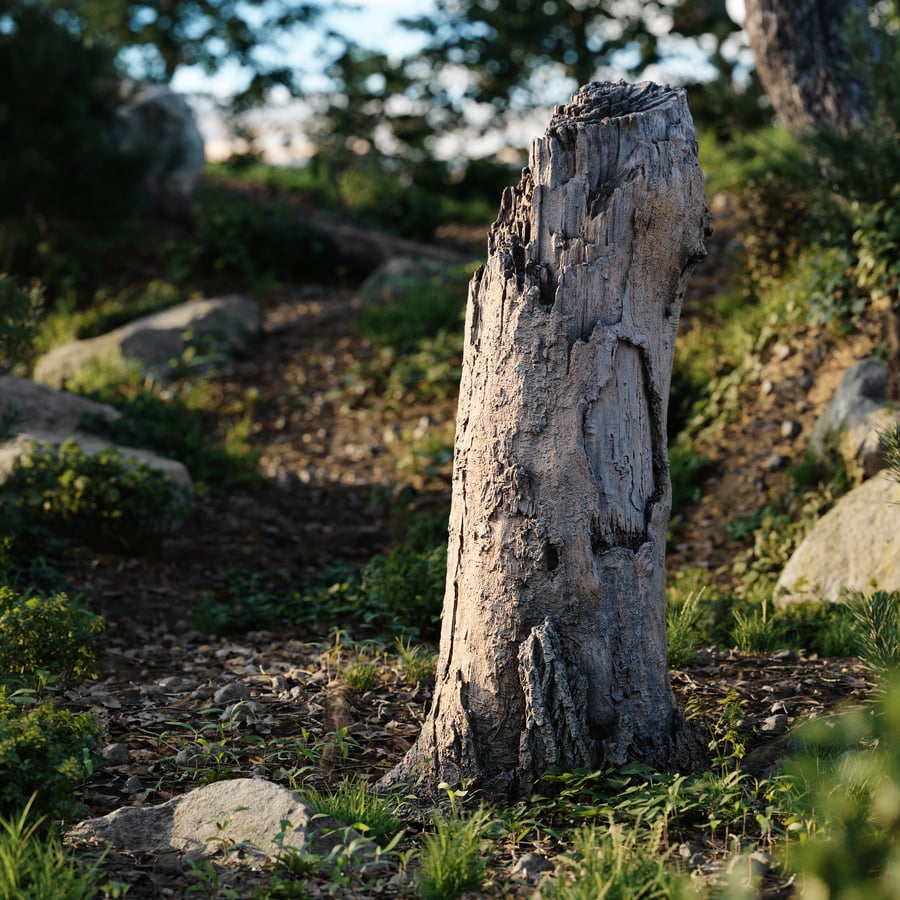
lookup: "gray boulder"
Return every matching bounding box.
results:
[33,296,260,388]
[66,778,366,863]
[775,472,900,604]
[116,85,205,220]
[0,375,192,490]
[810,359,900,482]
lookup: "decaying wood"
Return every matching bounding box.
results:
[385,81,710,798]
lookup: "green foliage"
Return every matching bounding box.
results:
[542,821,694,900]
[0,796,101,899]
[666,589,702,666]
[0,587,103,687]
[0,275,43,375]
[3,439,190,552]
[302,778,403,847]
[359,269,469,355]
[0,2,146,294]
[846,590,900,674]
[341,660,379,692]
[0,689,102,820]
[731,599,782,654]
[80,381,260,491]
[396,637,437,685]
[668,439,710,520]
[781,675,900,898]
[416,799,494,900]
[164,187,339,289]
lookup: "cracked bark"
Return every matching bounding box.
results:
[383,82,710,798]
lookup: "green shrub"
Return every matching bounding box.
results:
[164,188,338,288]
[80,385,260,491]
[0,2,146,295]
[0,588,103,687]
[846,590,900,674]
[302,778,403,847]
[0,275,43,375]
[0,796,101,898]
[0,690,102,820]
[4,439,191,552]
[782,674,900,899]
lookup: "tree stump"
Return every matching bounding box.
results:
[386,81,710,798]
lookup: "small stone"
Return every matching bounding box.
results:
[761,714,789,734]
[765,453,789,471]
[159,676,199,693]
[772,341,792,361]
[213,682,250,705]
[760,380,775,397]
[102,743,131,765]
[771,701,790,715]
[780,420,801,440]
[799,372,814,390]
[727,850,773,879]
[174,750,192,766]
[124,775,143,794]
[220,700,265,723]
[508,852,554,884]
[773,648,797,661]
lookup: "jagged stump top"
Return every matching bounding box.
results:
[548,80,685,129]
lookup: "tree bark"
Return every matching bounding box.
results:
[384,81,710,799]
[743,0,870,138]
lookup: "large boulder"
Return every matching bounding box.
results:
[66,778,367,863]
[810,359,900,483]
[33,296,260,388]
[0,375,192,490]
[775,471,900,605]
[116,85,205,220]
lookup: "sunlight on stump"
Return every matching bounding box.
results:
[385,81,711,798]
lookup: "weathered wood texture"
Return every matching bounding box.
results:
[743,0,870,138]
[387,82,710,797]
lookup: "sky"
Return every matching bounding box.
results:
[175,0,749,164]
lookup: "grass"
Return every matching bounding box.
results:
[302,778,404,847]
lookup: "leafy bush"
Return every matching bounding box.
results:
[0,275,43,375]
[164,188,339,288]
[0,588,103,687]
[4,439,191,552]
[80,385,260,491]
[0,690,102,820]
[0,2,146,295]
[782,675,900,898]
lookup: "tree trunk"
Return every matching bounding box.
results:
[743,0,870,138]
[385,81,710,799]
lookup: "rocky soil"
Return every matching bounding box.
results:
[54,200,892,897]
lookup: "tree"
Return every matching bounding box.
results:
[43,0,321,106]
[742,0,872,137]
[384,81,710,798]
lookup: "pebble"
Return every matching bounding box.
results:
[101,743,131,765]
[507,852,554,883]
[780,419,801,440]
[761,714,789,734]
[220,700,266,723]
[765,453,789,470]
[727,850,774,880]
[123,774,143,794]
[213,682,251,704]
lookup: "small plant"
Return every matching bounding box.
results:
[303,778,404,847]
[0,796,102,899]
[0,587,104,686]
[396,637,437,684]
[3,439,191,552]
[341,660,380,692]
[846,589,900,674]
[416,792,495,900]
[667,587,703,666]
[0,274,43,375]
[731,598,782,654]
[0,689,102,819]
[541,820,695,900]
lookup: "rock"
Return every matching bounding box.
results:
[213,682,251,705]
[0,375,192,491]
[780,419,801,440]
[775,472,900,604]
[116,85,205,221]
[810,359,900,482]
[66,778,368,862]
[101,743,131,765]
[33,296,260,388]
[507,851,554,884]
[761,714,788,734]
[764,452,789,471]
